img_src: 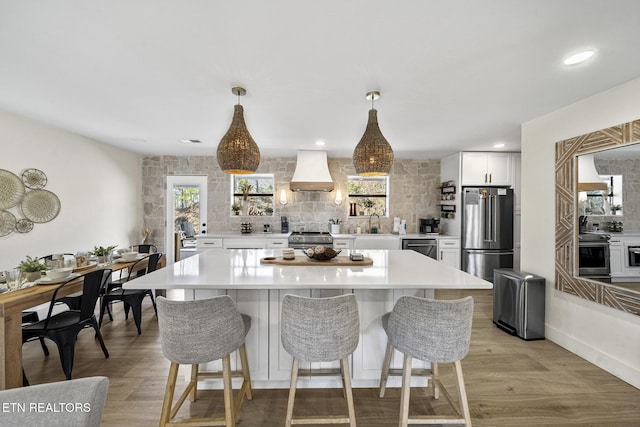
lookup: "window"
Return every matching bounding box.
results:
[231,174,274,216]
[578,174,623,215]
[347,176,389,217]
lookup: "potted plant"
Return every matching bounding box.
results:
[18,255,47,281]
[232,202,242,215]
[611,204,622,215]
[90,245,117,263]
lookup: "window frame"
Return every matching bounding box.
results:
[230,173,275,216]
[347,175,390,217]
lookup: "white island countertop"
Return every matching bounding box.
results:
[124,249,491,290]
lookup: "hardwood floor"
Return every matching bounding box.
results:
[21,290,640,426]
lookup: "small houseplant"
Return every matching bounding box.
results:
[232,202,242,215]
[19,255,47,281]
[90,245,117,263]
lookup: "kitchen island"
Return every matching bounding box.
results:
[125,249,491,388]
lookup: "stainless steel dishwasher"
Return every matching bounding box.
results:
[401,238,438,259]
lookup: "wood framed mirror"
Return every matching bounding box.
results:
[555,118,640,316]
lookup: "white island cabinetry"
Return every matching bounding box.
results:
[126,249,490,389]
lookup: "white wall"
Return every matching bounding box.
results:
[0,109,142,269]
[521,77,640,389]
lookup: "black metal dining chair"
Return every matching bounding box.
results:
[22,269,112,380]
[130,244,158,254]
[99,253,161,335]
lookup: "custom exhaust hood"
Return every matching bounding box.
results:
[289,150,334,192]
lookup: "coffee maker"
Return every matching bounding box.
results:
[419,218,440,234]
[281,216,289,233]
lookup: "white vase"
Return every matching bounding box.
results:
[242,200,250,216]
[26,271,42,282]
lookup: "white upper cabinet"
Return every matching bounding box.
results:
[461,152,512,186]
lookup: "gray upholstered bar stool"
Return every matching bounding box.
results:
[281,293,360,427]
[156,295,253,427]
[378,296,474,427]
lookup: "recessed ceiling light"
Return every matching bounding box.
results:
[564,50,595,65]
[493,143,505,148]
[315,140,326,146]
[179,139,202,144]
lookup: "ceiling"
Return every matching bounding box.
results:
[1,1,640,160]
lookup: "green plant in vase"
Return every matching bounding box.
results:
[90,245,117,263]
[232,202,242,215]
[19,255,47,281]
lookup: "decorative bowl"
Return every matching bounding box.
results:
[121,251,139,261]
[46,267,73,280]
[304,246,341,261]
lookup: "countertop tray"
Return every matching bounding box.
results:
[260,256,373,266]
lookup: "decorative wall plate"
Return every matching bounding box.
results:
[15,218,34,233]
[0,210,17,237]
[21,189,61,223]
[0,169,25,209]
[22,168,48,189]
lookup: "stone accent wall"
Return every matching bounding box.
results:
[596,156,640,231]
[142,155,441,251]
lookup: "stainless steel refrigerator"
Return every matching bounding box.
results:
[461,187,514,282]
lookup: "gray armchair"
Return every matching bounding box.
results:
[0,376,108,426]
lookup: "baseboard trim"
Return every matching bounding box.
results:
[546,324,640,389]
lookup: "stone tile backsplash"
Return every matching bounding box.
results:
[142,155,441,249]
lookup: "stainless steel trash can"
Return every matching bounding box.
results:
[493,269,545,340]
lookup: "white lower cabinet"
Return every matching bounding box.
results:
[353,236,400,250]
[609,239,624,278]
[195,237,223,251]
[332,238,354,250]
[266,238,288,249]
[223,238,265,249]
[438,238,460,269]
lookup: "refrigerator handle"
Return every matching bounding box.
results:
[484,194,492,242]
[492,195,498,242]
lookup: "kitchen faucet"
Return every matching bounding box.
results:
[369,214,381,234]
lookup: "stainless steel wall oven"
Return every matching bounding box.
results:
[628,246,640,267]
[578,233,610,278]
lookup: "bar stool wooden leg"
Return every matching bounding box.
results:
[159,362,179,427]
[432,362,440,399]
[189,363,199,402]
[239,343,253,400]
[454,360,472,427]
[222,355,235,427]
[379,340,393,398]
[399,354,412,427]
[285,357,300,427]
[340,357,357,427]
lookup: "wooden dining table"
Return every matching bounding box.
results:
[0,257,149,389]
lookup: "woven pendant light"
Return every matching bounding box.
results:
[353,90,394,176]
[217,87,260,174]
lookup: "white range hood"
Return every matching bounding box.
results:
[289,150,334,192]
